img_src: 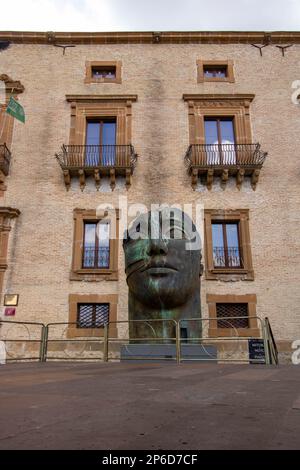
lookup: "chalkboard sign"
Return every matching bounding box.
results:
[248,339,265,364]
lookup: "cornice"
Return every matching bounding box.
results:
[1,31,300,45]
[0,74,25,94]
[183,93,255,102]
[0,207,21,218]
[66,94,138,103]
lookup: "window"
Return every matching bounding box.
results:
[204,118,235,145]
[206,294,259,338]
[77,303,109,328]
[204,117,236,164]
[212,222,241,268]
[85,118,116,166]
[204,65,227,78]
[83,222,110,269]
[183,93,254,147]
[68,294,118,338]
[91,65,116,80]
[71,208,119,281]
[58,94,137,191]
[85,61,122,84]
[204,209,254,281]
[197,60,234,83]
[182,94,266,190]
[216,303,249,329]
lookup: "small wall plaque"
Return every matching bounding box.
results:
[4,307,16,316]
[4,294,19,307]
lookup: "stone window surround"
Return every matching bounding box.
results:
[70,208,120,281]
[66,94,137,147]
[0,207,20,302]
[197,60,235,83]
[85,61,122,84]
[204,209,254,281]
[206,293,259,338]
[68,293,118,338]
[183,93,254,145]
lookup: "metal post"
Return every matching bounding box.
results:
[103,324,109,362]
[39,325,46,362]
[42,326,49,362]
[176,322,181,364]
[262,320,271,365]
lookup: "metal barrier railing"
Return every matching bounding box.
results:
[42,322,106,362]
[0,316,278,365]
[104,318,178,362]
[264,317,279,365]
[178,316,267,364]
[0,320,45,362]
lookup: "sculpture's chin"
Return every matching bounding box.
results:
[128,283,193,309]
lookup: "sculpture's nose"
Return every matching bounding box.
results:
[147,238,168,256]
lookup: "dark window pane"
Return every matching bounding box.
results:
[92,67,116,79]
[204,66,227,78]
[212,223,225,267]
[77,303,109,328]
[86,122,100,146]
[204,119,220,164]
[216,303,249,328]
[212,224,224,248]
[85,122,100,165]
[226,223,240,267]
[97,223,110,268]
[83,223,97,268]
[204,120,218,145]
[226,224,239,247]
[219,120,235,144]
[102,122,116,165]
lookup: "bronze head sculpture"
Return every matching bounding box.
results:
[123,208,203,341]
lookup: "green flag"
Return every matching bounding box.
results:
[6,96,25,123]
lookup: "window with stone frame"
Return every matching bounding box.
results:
[197,60,235,83]
[68,294,118,338]
[85,61,122,84]
[57,94,137,191]
[71,208,119,281]
[204,209,254,281]
[77,303,109,328]
[206,294,259,338]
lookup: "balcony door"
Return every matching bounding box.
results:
[204,118,236,165]
[83,222,110,269]
[212,221,242,268]
[85,119,116,166]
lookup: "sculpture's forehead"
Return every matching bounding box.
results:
[132,208,192,226]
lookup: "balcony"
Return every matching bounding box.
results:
[0,143,11,176]
[56,144,137,191]
[184,143,267,190]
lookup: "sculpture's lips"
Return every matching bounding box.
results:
[142,264,178,275]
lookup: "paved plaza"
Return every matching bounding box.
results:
[0,362,299,449]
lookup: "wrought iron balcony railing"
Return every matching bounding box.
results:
[184,143,267,190]
[0,143,11,176]
[213,246,242,269]
[82,246,110,269]
[55,144,138,191]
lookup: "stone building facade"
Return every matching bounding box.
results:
[0,31,300,360]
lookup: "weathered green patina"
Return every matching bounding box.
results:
[123,209,203,341]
